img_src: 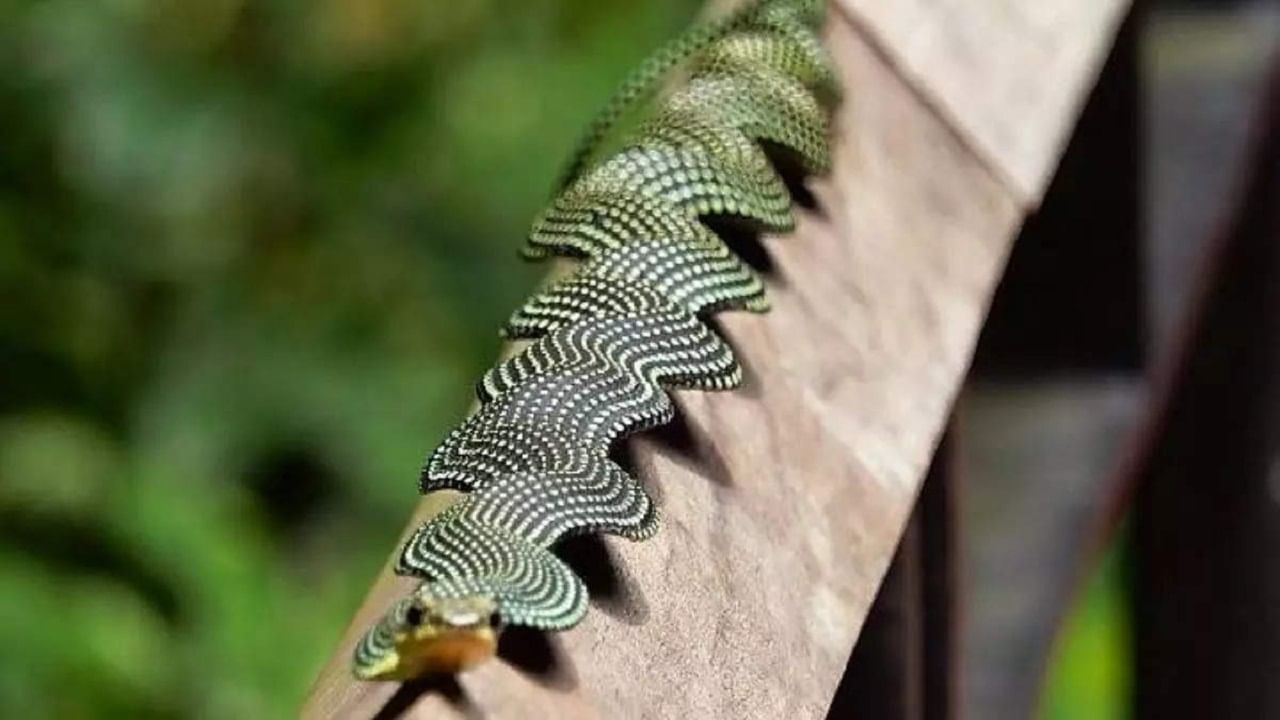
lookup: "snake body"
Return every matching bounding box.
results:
[353,0,835,680]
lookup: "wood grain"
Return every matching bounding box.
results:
[302,2,1125,716]
[833,0,1128,203]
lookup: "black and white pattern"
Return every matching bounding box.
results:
[353,0,835,679]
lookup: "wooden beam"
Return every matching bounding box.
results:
[826,428,960,720]
[833,0,1129,203]
[302,2,1126,716]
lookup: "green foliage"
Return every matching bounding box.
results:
[1041,542,1134,720]
[0,0,695,716]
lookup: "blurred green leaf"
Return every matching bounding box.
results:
[0,0,695,715]
[1041,542,1133,720]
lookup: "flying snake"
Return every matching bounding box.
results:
[352,0,837,680]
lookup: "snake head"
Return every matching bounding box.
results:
[353,589,502,680]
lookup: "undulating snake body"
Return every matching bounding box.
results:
[353,0,837,680]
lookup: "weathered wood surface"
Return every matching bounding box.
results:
[827,430,959,719]
[302,2,1126,717]
[834,0,1129,203]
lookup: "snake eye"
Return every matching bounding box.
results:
[488,612,504,631]
[404,605,425,627]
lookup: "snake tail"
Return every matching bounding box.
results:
[353,0,836,680]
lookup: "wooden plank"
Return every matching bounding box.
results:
[833,0,1128,203]
[828,498,927,720]
[957,15,1143,716]
[971,9,1143,376]
[826,429,960,720]
[302,0,1124,714]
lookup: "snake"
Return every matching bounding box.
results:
[352,0,836,681]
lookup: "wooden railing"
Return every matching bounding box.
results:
[301,1,1131,716]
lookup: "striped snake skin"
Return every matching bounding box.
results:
[353,0,835,680]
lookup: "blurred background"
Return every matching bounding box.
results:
[0,0,1275,718]
[0,0,696,715]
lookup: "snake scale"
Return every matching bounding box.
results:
[353,0,836,680]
